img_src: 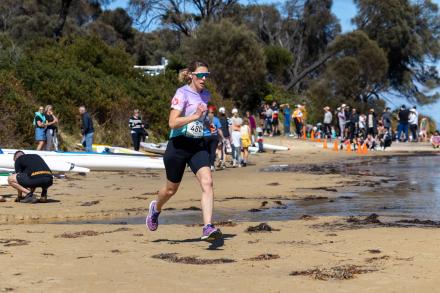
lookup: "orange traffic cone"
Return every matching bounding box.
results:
[311,130,315,141]
[333,140,339,152]
[346,142,352,152]
[323,139,328,149]
[302,131,306,140]
[362,143,368,154]
[356,143,362,154]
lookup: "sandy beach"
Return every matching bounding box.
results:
[1,138,439,292]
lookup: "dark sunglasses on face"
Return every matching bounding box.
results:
[193,72,210,79]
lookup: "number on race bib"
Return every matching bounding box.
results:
[184,121,203,138]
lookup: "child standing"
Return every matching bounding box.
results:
[240,118,252,167]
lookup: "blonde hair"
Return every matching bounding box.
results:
[243,117,249,125]
[44,105,52,113]
[178,61,209,83]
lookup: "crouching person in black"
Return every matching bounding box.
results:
[7,151,53,203]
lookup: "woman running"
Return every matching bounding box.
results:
[146,61,222,241]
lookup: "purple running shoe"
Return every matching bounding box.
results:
[146,200,160,231]
[201,224,222,241]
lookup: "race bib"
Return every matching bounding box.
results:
[184,121,204,138]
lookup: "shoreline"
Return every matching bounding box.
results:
[0,138,438,225]
[1,138,440,292]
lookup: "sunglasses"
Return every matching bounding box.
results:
[193,72,210,79]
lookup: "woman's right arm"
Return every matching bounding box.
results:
[168,103,206,129]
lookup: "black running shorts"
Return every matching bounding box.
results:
[17,174,53,189]
[163,136,209,183]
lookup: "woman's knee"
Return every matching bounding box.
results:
[164,185,178,197]
[200,175,213,190]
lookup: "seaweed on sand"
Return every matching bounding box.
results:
[245,254,280,261]
[0,239,30,247]
[245,223,280,233]
[290,265,376,280]
[151,253,235,265]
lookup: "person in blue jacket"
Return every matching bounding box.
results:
[203,106,224,171]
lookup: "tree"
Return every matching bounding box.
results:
[308,30,388,118]
[237,1,341,92]
[53,0,111,38]
[353,0,440,103]
[182,20,266,108]
[127,0,238,35]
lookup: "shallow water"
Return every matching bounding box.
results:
[57,154,440,225]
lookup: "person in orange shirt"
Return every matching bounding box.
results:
[300,104,308,137]
[292,105,303,138]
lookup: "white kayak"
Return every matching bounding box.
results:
[140,142,167,155]
[249,143,289,153]
[91,144,146,155]
[0,149,164,171]
[0,154,90,173]
[0,173,8,186]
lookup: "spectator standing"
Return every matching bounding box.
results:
[44,105,58,151]
[240,118,252,167]
[280,104,292,136]
[263,104,273,136]
[230,108,243,167]
[271,101,279,136]
[79,106,94,152]
[292,105,303,138]
[409,107,419,142]
[323,106,332,139]
[218,107,232,168]
[203,107,224,171]
[367,108,378,137]
[337,105,346,139]
[381,107,392,130]
[349,108,359,141]
[397,105,410,142]
[419,117,428,142]
[246,111,257,144]
[358,113,367,139]
[129,109,144,151]
[33,106,46,151]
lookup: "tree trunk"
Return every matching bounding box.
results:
[53,0,73,39]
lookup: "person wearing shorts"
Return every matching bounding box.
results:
[8,151,53,203]
[33,106,47,150]
[146,61,222,242]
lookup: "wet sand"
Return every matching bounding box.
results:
[0,138,439,292]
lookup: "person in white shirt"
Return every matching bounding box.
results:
[409,107,419,142]
[230,108,243,167]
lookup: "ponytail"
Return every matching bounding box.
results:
[178,68,191,83]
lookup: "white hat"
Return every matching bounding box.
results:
[231,108,238,114]
[410,108,416,112]
[341,104,346,108]
[219,107,226,114]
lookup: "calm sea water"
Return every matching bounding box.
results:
[56,154,440,225]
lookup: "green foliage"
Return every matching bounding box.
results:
[353,0,440,103]
[308,31,388,122]
[0,71,36,147]
[264,46,293,82]
[11,36,179,146]
[182,19,266,109]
